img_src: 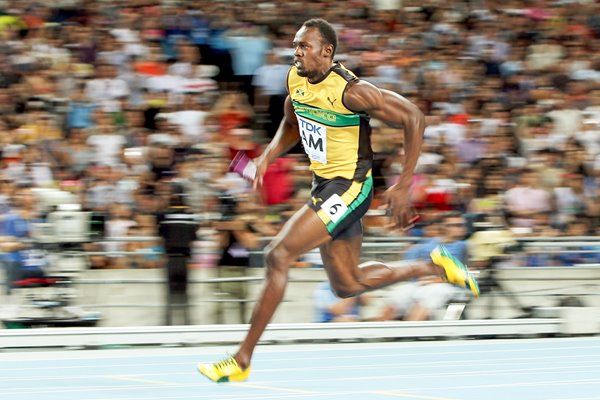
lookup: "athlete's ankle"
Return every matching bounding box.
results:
[234,354,250,370]
[430,263,445,277]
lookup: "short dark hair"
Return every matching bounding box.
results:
[303,18,338,57]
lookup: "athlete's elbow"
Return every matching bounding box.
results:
[407,107,426,134]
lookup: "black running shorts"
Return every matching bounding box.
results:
[307,175,373,240]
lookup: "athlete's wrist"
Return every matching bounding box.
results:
[395,175,413,188]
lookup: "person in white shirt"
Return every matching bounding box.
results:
[252,50,289,138]
[504,168,553,229]
[84,62,130,113]
[424,108,465,148]
[164,93,209,141]
[546,97,582,139]
[103,203,138,269]
[86,111,127,167]
[3,144,53,188]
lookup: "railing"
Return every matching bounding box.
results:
[3,235,600,328]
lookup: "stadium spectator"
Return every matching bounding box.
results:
[0,0,600,277]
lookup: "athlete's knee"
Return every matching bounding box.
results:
[264,242,293,273]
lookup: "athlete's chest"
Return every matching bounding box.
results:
[290,94,360,165]
[289,78,346,114]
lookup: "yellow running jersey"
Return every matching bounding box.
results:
[287,62,373,181]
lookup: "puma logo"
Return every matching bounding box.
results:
[327,97,337,107]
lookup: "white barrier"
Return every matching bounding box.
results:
[0,319,563,349]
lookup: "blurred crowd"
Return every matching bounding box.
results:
[1,0,600,278]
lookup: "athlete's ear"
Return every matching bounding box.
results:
[322,43,334,58]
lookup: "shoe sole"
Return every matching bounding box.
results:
[197,365,251,383]
[431,247,480,297]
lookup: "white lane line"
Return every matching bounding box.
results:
[2,337,599,361]
[0,361,192,372]
[0,384,203,396]
[3,347,600,372]
[2,355,600,382]
[108,375,177,386]
[3,359,600,382]
[421,377,600,391]
[546,397,600,400]
[4,366,600,396]
[83,392,362,400]
[231,382,317,394]
[2,371,190,382]
[374,390,458,400]
[224,370,600,390]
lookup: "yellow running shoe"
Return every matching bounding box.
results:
[430,245,480,297]
[197,356,251,383]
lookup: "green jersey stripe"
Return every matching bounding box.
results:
[293,100,360,127]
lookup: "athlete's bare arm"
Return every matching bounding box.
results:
[344,80,426,229]
[253,96,299,187]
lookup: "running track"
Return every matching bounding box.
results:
[1,337,599,400]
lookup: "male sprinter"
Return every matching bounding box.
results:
[198,18,479,382]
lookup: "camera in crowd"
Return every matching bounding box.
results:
[28,188,93,244]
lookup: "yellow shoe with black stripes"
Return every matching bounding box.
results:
[430,245,480,297]
[197,356,251,383]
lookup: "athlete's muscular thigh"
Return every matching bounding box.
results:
[268,205,331,261]
[319,234,363,296]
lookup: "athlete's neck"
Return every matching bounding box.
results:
[307,62,335,84]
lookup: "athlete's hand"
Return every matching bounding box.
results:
[252,155,269,190]
[382,182,419,231]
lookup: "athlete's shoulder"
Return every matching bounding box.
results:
[331,62,359,83]
[343,79,382,113]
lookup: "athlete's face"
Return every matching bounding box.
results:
[292,26,333,82]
